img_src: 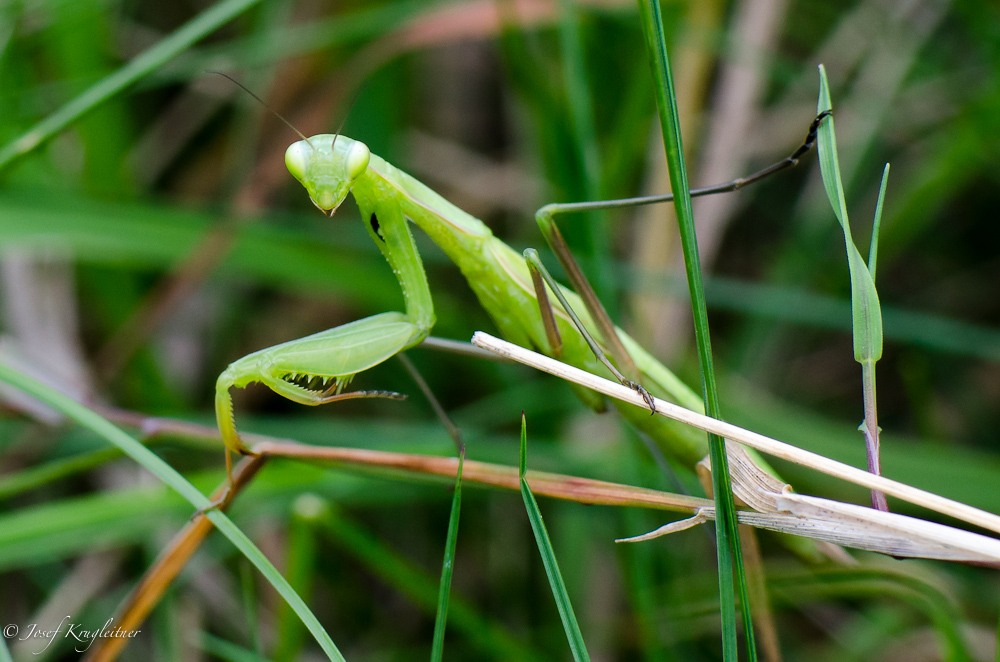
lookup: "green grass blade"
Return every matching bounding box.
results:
[0,0,264,171]
[816,65,883,364]
[0,362,345,662]
[869,163,890,281]
[431,448,465,662]
[0,488,188,571]
[519,414,591,662]
[635,0,754,658]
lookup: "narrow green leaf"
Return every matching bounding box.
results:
[815,72,852,239]
[816,65,883,364]
[636,1,754,658]
[519,414,591,662]
[0,0,265,171]
[869,164,890,281]
[431,448,465,662]
[0,362,345,662]
[0,488,188,571]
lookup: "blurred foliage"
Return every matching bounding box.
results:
[2,0,1000,660]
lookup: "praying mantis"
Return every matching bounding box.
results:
[213,80,830,499]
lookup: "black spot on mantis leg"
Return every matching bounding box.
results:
[370,213,385,242]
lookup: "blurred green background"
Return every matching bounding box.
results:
[2,0,1000,659]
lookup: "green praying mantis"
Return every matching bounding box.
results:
[213,77,830,501]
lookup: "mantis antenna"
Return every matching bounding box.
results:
[330,88,363,153]
[209,71,363,155]
[207,71,314,149]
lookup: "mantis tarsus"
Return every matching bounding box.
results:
[212,84,830,502]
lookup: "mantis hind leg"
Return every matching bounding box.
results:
[524,113,834,416]
[527,112,833,390]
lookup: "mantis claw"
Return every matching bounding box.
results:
[627,381,657,415]
[353,389,407,401]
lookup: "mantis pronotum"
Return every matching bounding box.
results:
[212,75,829,505]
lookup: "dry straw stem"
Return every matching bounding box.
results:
[471,332,1000,564]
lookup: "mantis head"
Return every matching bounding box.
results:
[285,135,371,216]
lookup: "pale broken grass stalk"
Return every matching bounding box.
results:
[471,331,1000,562]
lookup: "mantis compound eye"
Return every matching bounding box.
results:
[285,140,310,182]
[346,140,370,181]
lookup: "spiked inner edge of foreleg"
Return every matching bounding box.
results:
[279,371,349,395]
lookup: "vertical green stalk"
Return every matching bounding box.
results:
[634,0,755,658]
[861,360,886,511]
[430,448,464,662]
[862,163,890,511]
